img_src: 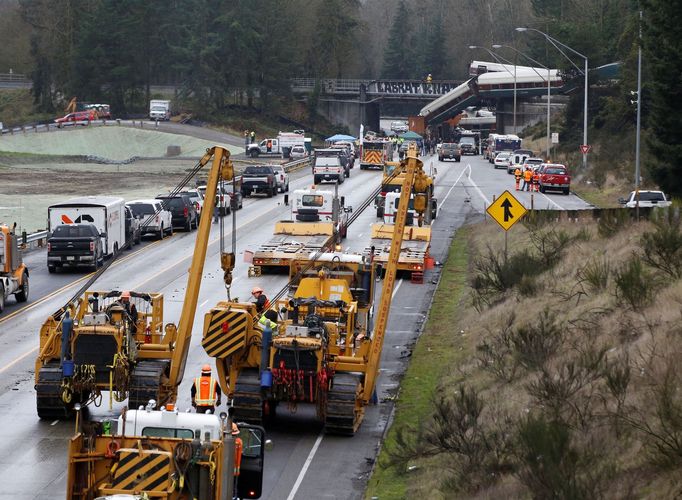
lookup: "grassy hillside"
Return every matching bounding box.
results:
[367,209,682,499]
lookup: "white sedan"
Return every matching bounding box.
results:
[493,152,511,169]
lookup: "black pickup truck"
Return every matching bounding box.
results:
[241,165,278,198]
[47,223,104,273]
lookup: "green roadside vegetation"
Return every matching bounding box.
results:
[366,210,682,498]
[365,226,471,499]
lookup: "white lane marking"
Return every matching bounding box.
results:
[0,346,38,374]
[438,163,471,209]
[538,192,565,210]
[51,420,59,426]
[286,278,403,499]
[392,279,403,299]
[287,432,324,500]
[464,172,491,206]
[199,299,208,307]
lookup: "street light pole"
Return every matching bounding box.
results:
[468,45,516,133]
[493,44,552,157]
[516,27,589,169]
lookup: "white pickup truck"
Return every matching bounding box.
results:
[620,190,672,208]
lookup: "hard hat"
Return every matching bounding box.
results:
[201,364,211,373]
[121,291,131,300]
[252,286,263,295]
[231,422,240,436]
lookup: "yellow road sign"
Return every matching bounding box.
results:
[486,190,527,231]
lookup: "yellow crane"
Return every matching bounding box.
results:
[200,144,430,434]
[35,146,238,417]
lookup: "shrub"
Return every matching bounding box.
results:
[613,256,656,310]
[516,415,607,499]
[471,246,542,308]
[529,228,574,267]
[641,213,682,279]
[598,209,631,237]
[477,317,519,382]
[578,257,610,293]
[511,310,563,371]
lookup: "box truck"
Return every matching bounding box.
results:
[48,196,126,257]
[149,100,171,121]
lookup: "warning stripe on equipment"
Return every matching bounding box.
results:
[363,151,381,164]
[202,310,250,358]
[111,449,171,492]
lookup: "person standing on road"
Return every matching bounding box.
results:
[191,364,221,414]
[250,130,256,144]
[514,166,522,191]
[244,130,250,152]
[523,167,532,191]
[532,168,540,192]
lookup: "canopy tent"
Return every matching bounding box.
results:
[326,134,357,142]
[399,131,422,140]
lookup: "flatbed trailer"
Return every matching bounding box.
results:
[252,222,335,272]
[364,223,431,278]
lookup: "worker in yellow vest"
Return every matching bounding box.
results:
[514,166,522,191]
[191,364,221,413]
[523,167,532,191]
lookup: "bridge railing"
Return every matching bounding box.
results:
[0,72,29,83]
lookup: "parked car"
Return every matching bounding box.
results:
[290,145,307,160]
[272,165,290,193]
[124,205,141,249]
[619,190,672,208]
[179,189,204,221]
[127,199,173,239]
[242,165,278,197]
[328,146,353,175]
[314,148,350,178]
[156,194,198,231]
[47,223,104,273]
[439,143,461,162]
[523,157,545,172]
[493,152,512,169]
[55,110,96,128]
[390,121,409,134]
[538,163,571,195]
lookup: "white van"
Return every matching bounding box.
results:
[48,196,126,257]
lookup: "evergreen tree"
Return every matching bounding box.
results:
[642,0,682,197]
[424,16,446,79]
[381,1,411,79]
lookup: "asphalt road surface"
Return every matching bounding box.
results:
[0,152,592,499]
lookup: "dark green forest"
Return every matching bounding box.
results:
[1,0,680,196]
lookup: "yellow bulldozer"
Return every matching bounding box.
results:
[201,144,429,435]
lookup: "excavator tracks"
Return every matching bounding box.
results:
[36,361,72,420]
[128,361,168,411]
[324,373,363,436]
[233,369,263,425]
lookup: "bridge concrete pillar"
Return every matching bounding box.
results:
[318,98,379,136]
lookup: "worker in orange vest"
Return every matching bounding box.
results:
[191,364,221,414]
[532,168,540,192]
[514,166,522,191]
[251,286,270,315]
[522,167,532,191]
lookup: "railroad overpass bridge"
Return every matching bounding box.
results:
[293,61,618,135]
[291,78,463,134]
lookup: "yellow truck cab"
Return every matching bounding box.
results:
[0,224,29,314]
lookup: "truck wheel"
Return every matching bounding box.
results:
[564,188,570,195]
[250,150,259,158]
[267,187,273,198]
[0,284,5,313]
[314,176,321,184]
[285,182,289,192]
[48,265,56,274]
[376,206,384,218]
[185,219,191,232]
[158,224,164,240]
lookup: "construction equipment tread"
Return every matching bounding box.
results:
[36,361,72,420]
[324,373,363,436]
[128,361,168,411]
[233,369,263,425]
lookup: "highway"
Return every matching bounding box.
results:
[0,151,592,499]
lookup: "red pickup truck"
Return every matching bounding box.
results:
[538,163,570,195]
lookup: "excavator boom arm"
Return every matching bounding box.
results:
[362,146,422,403]
[167,147,234,389]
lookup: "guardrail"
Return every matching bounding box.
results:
[18,230,49,252]
[282,156,311,173]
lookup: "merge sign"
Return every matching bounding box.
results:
[486,190,528,231]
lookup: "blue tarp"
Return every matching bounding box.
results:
[326,134,357,142]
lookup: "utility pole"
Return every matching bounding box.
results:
[635,10,642,191]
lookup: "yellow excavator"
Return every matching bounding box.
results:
[35,146,239,418]
[58,146,269,498]
[201,143,429,434]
